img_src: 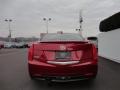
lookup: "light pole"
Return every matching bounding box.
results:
[76,10,83,36]
[5,19,12,42]
[43,18,51,33]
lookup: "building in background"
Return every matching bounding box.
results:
[40,33,47,41]
[98,12,120,63]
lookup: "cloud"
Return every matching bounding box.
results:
[0,0,120,37]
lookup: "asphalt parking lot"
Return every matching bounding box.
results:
[0,49,120,90]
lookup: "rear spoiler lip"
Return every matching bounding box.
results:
[39,41,88,43]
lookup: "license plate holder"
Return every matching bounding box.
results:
[55,51,71,60]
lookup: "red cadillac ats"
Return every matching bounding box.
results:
[28,33,98,82]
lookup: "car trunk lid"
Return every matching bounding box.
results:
[33,41,93,63]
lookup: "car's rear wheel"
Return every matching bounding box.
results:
[28,68,36,80]
[29,73,35,79]
[45,79,52,86]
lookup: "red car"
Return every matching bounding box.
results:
[28,33,98,82]
[0,45,2,49]
[0,42,4,49]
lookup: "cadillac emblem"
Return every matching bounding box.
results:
[60,45,66,50]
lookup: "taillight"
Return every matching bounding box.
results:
[80,44,97,63]
[33,51,47,62]
[39,51,47,61]
[92,44,98,60]
[28,44,34,61]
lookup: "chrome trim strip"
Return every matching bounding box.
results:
[47,61,79,65]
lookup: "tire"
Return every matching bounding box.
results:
[46,79,52,86]
[29,73,35,79]
[28,69,35,80]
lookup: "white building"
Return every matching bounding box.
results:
[98,12,120,63]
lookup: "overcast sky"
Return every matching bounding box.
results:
[0,0,120,38]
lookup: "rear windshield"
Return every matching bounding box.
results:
[41,33,84,41]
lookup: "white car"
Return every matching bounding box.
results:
[15,42,24,48]
[4,42,14,48]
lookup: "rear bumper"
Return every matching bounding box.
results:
[34,76,94,82]
[28,60,98,80]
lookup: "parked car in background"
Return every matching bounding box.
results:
[14,42,28,48]
[0,41,4,49]
[4,42,14,48]
[87,37,98,49]
[28,33,98,82]
[0,44,2,49]
[28,42,34,48]
[23,42,29,48]
[15,42,23,48]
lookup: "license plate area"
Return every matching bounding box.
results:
[55,51,71,60]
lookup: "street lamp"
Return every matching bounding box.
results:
[43,18,51,33]
[76,10,83,36]
[5,19,12,42]
[76,29,80,31]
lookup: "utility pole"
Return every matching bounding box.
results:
[76,10,83,35]
[5,19,12,42]
[43,18,51,33]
